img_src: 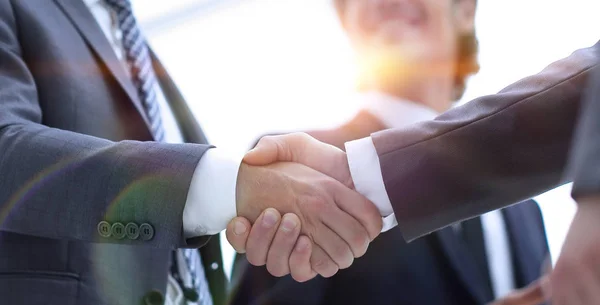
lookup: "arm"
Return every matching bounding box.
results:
[543,43,600,305]
[371,41,599,241]
[0,1,210,248]
[0,1,380,266]
[225,41,600,281]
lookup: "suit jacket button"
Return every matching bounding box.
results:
[111,222,126,239]
[143,290,164,305]
[97,221,111,238]
[125,223,140,240]
[139,223,154,241]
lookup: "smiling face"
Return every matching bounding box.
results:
[337,0,478,102]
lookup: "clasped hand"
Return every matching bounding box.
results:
[229,133,383,282]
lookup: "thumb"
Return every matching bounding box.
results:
[243,133,353,188]
[243,133,304,166]
[226,217,252,254]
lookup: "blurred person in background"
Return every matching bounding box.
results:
[229,0,550,304]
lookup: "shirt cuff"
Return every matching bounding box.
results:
[345,136,398,232]
[182,147,242,237]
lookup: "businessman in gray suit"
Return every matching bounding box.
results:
[0,1,383,304]
[228,40,600,305]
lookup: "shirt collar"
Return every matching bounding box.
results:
[358,91,439,129]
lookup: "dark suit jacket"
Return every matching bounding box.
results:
[369,41,600,242]
[0,1,226,304]
[569,43,600,197]
[230,111,549,305]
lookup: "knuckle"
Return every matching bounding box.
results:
[258,135,276,146]
[311,253,335,277]
[332,245,353,269]
[303,194,330,215]
[311,255,329,271]
[319,178,338,191]
[309,193,328,206]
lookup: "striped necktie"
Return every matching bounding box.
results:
[102,1,212,304]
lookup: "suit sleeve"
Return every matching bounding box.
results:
[370,41,600,242]
[0,0,210,248]
[567,47,600,198]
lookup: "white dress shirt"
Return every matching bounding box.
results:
[348,91,515,298]
[83,0,238,239]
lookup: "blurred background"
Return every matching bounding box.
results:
[131,0,600,280]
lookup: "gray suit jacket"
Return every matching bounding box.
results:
[371,40,600,242]
[0,1,223,304]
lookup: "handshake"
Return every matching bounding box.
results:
[228,133,383,282]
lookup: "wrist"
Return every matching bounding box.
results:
[182,147,240,237]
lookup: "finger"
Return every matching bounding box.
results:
[225,217,251,253]
[332,182,383,241]
[310,244,339,278]
[487,276,548,305]
[290,235,317,282]
[266,213,302,277]
[245,208,281,266]
[313,222,354,270]
[322,205,370,258]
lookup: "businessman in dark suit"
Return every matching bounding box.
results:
[0,1,383,304]
[229,1,549,304]
[227,28,600,305]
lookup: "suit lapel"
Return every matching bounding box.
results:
[53,0,151,129]
[502,200,546,286]
[437,226,491,304]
